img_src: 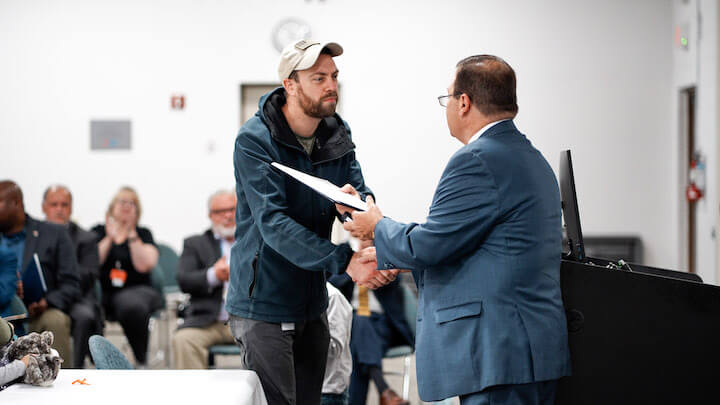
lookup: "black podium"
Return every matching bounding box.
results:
[556,258,720,404]
[553,150,720,403]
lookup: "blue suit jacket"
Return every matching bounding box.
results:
[374,120,571,401]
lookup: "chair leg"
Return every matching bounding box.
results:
[402,354,411,400]
[208,352,215,368]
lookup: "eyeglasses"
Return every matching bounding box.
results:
[210,207,235,215]
[437,93,460,107]
[116,199,136,207]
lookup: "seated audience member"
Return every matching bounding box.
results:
[92,186,162,367]
[173,190,236,369]
[322,281,354,405]
[42,184,103,368]
[0,180,81,366]
[329,257,414,405]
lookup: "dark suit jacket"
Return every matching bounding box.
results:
[374,120,572,401]
[327,273,414,348]
[176,229,224,329]
[67,222,99,295]
[22,215,81,314]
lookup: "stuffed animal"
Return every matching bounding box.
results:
[5,331,62,386]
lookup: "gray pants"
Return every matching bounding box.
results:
[229,314,330,405]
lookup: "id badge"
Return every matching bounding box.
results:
[110,268,127,288]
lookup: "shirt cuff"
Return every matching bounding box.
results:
[206,267,221,287]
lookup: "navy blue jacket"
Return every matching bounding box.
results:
[227,87,372,323]
[374,121,571,401]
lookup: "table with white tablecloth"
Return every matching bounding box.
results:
[1,369,267,405]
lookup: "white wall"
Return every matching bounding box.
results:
[672,0,719,283]
[0,0,677,269]
[692,0,719,284]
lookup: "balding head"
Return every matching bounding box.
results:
[0,180,25,234]
[42,184,73,225]
[454,55,518,119]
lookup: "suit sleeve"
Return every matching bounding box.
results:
[177,238,214,297]
[374,150,499,270]
[46,228,81,312]
[234,132,354,275]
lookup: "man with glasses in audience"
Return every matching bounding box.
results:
[173,189,236,369]
[42,184,102,368]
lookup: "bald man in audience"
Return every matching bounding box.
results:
[172,190,237,369]
[42,185,103,368]
[0,180,80,366]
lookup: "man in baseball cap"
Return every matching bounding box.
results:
[277,39,343,81]
[227,39,394,405]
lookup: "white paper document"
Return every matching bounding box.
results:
[271,162,368,211]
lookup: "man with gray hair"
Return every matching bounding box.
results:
[172,189,236,369]
[42,184,102,368]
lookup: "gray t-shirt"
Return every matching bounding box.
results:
[295,134,316,156]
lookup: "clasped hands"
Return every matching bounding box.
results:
[336,185,400,290]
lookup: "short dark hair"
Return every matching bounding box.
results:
[454,55,518,117]
[288,47,335,82]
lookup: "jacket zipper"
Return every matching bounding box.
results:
[249,252,259,298]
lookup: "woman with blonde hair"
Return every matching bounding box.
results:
[91,186,163,366]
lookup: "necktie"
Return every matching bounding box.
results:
[357,286,371,317]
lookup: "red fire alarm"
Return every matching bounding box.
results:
[171,94,185,110]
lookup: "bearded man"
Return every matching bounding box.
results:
[172,189,238,369]
[226,39,391,405]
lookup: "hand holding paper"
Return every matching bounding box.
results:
[335,184,360,216]
[343,195,383,241]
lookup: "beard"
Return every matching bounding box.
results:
[297,85,338,118]
[212,223,236,239]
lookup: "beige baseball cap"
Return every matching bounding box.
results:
[278,39,343,81]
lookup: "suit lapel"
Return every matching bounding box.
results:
[206,229,222,260]
[22,216,39,273]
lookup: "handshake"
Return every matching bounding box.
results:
[336,184,402,290]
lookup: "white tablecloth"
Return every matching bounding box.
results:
[1,369,267,405]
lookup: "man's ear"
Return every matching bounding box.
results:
[283,78,297,96]
[458,93,472,116]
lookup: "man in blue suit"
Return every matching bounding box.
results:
[341,55,571,404]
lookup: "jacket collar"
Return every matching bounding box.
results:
[259,87,355,164]
[481,119,517,139]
